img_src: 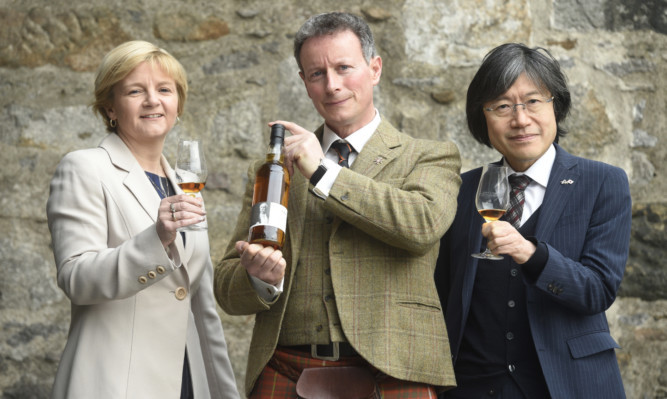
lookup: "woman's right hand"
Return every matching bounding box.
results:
[156,194,206,247]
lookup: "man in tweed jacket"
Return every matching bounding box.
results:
[215,12,460,398]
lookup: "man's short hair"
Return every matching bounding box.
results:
[293,12,377,72]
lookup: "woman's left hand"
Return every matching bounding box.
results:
[156,194,206,247]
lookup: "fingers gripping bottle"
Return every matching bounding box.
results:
[248,124,290,249]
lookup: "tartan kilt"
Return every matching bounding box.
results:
[249,347,437,399]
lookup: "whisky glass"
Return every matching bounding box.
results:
[471,164,510,260]
[174,138,208,231]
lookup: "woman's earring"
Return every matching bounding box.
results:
[176,116,181,125]
[110,119,117,128]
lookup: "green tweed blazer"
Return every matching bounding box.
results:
[214,119,461,395]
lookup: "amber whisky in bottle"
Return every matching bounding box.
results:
[248,124,290,249]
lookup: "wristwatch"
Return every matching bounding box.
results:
[309,160,327,186]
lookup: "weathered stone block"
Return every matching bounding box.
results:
[0,7,132,71]
[553,0,667,34]
[620,203,667,300]
[154,13,229,42]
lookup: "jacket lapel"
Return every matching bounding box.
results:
[285,119,315,283]
[350,118,402,180]
[535,144,579,240]
[287,118,401,273]
[286,171,308,279]
[460,167,483,342]
[100,134,188,260]
[100,134,160,222]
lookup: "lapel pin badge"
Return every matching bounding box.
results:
[373,157,384,165]
[560,179,574,185]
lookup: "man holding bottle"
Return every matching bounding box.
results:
[215,12,461,398]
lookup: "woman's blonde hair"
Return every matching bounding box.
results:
[92,40,188,133]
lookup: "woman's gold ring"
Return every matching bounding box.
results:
[170,203,176,213]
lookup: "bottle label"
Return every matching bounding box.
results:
[249,201,287,232]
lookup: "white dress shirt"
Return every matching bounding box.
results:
[312,110,381,197]
[503,144,556,227]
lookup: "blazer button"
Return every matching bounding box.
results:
[156,266,166,274]
[138,276,148,284]
[147,271,157,279]
[175,287,187,300]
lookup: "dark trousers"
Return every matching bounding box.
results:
[442,378,531,399]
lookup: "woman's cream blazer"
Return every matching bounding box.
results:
[47,134,239,399]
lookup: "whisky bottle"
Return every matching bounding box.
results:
[248,124,290,249]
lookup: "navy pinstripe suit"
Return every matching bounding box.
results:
[436,144,630,398]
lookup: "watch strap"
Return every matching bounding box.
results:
[309,163,327,186]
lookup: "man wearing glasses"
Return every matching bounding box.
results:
[435,43,631,398]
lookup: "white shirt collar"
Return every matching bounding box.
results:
[504,144,556,188]
[322,109,381,154]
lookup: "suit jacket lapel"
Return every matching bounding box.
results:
[350,118,402,179]
[460,168,483,342]
[100,134,188,259]
[100,134,159,222]
[288,118,401,271]
[535,144,579,240]
[327,118,402,237]
[286,172,308,278]
[283,125,312,285]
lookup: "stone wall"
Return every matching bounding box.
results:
[0,0,665,397]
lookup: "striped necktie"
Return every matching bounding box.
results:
[506,174,532,229]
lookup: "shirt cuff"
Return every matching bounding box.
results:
[311,158,343,199]
[521,237,548,282]
[249,274,284,301]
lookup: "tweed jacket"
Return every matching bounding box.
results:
[47,133,239,399]
[215,119,461,395]
[435,144,631,398]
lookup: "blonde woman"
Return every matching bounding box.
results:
[47,41,239,399]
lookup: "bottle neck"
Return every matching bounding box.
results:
[266,140,284,162]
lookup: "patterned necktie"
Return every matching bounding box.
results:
[506,174,532,229]
[331,140,353,168]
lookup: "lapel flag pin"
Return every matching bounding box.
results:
[560,179,574,185]
[374,157,384,165]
